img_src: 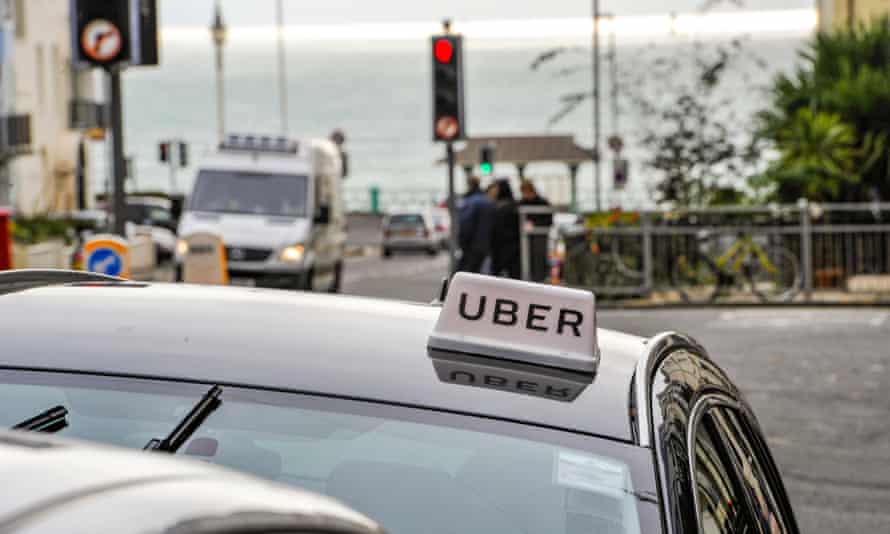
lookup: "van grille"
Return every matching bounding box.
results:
[225,247,272,262]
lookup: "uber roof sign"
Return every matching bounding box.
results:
[428,273,599,374]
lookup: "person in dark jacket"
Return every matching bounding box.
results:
[457,176,495,273]
[490,179,521,279]
[519,180,553,282]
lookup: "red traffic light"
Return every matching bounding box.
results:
[434,39,454,64]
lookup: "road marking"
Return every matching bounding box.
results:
[869,314,888,327]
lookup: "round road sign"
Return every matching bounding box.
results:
[83,236,131,278]
[81,19,123,64]
[87,248,124,276]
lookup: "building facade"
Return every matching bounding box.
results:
[819,0,890,31]
[0,0,100,214]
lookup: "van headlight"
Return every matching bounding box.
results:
[279,244,305,263]
[176,239,189,257]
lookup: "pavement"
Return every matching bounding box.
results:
[342,251,890,534]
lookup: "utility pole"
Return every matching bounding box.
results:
[276,0,289,136]
[592,0,603,212]
[210,1,228,145]
[109,69,127,236]
[607,14,618,136]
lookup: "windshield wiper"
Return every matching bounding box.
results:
[144,385,223,453]
[12,406,68,433]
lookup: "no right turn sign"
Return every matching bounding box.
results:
[81,19,123,64]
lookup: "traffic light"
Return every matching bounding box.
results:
[431,34,465,142]
[179,142,188,168]
[72,0,132,67]
[479,145,495,175]
[159,142,169,163]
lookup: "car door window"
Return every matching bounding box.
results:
[710,408,793,534]
[692,411,758,534]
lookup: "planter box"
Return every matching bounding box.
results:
[12,240,72,270]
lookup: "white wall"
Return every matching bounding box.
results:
[9,0,97,215]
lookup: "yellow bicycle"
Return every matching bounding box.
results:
[671,233,802,303]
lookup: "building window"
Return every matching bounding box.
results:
[35,44,44,107]
[51,44,61,117]
[14,0,25,39]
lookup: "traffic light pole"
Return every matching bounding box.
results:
[109,68,127,237]
[592,0,603,212]
[446,142,458,276]
[168,147,178,194]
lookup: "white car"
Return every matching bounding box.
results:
[381,208,444,257]
[0,430,383,534]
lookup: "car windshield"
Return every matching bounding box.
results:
[0,371,658,534]
[190,170,308,217]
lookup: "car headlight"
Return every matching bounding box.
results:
[176,239,189,257]
[280,245,305,263]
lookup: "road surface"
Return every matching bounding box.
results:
[343,252,890,534]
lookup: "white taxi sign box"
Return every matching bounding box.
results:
[428,273,599,374]
[181,233,229,286]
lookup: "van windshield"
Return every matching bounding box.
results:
[190,170,309,217]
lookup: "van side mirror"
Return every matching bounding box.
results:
[314,205,331,225]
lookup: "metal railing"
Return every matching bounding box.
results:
[520,202,890,301]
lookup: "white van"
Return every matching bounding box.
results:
[177,135,346,291]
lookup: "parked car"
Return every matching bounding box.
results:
[0,269,801,534]
[0,429,384,534]
[382,208,442,257]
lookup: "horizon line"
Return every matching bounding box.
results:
[161,8,818,43]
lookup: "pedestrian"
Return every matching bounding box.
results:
[519,180,553,283]
[457,176,495,274]
[491,179,521,279]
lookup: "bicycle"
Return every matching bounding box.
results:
[671,232,802,304]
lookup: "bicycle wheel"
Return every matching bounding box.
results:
[747,247,801,303]
[670,253,720,304]
[609,235,645,280]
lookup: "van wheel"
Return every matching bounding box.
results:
[426,247,438,257]
[382,248,392,259]
[329,262,343,293]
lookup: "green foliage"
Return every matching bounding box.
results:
[754,109,884,201]
[10,216,93,246]
[758,17,890,202]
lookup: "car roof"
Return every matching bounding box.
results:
[0,283,646,443]
[0,430,382,533]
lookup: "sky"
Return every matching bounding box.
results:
[162,0,816,28]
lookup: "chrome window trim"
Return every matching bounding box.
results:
[633,332,709,448]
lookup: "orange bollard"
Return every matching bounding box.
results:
[0,208,11,271]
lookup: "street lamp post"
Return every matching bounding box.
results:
[211,1,228,145]
[592,0,602,212]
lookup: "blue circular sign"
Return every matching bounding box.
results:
[87,248,124,276]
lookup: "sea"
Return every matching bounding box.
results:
[106,20,809,211]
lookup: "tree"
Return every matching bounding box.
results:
[757,18,890,202]
[532,37,767,207]
[753,109,883,201]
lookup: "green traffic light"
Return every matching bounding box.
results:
[479,163,493,175]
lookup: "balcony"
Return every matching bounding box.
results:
[0,114,32,158]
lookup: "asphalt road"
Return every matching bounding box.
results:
[343,252,890,534]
